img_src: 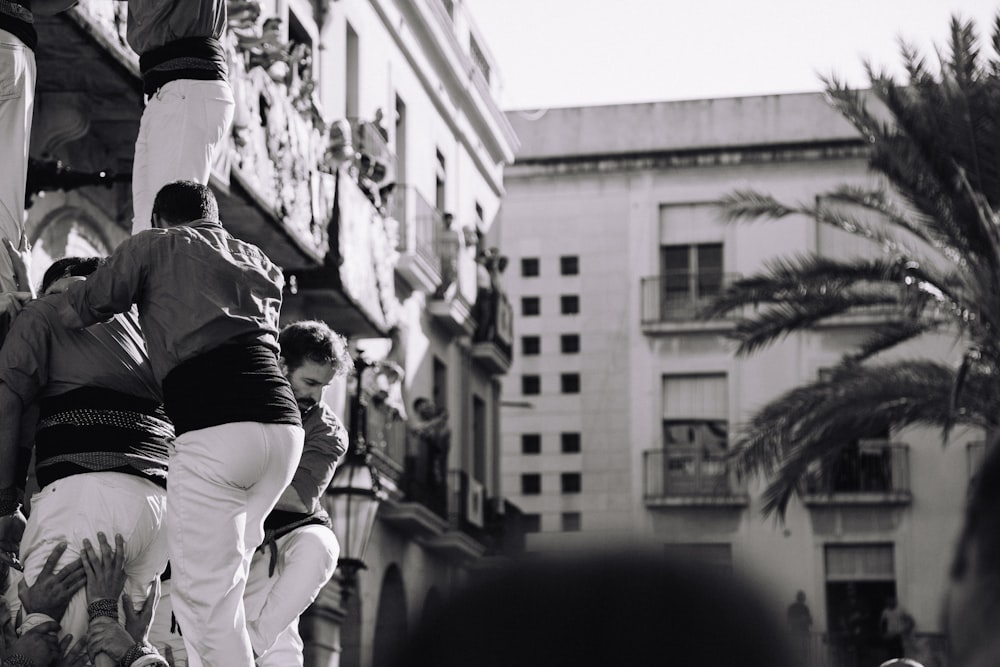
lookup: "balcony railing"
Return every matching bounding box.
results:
[390,185,444,284]
[365,403,407,485]
[804,441,911,501]
[349,118,396,187]
[644,447,745,502]
[640,272,741,325]
[402,429,450,519]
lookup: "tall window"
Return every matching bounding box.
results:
[432,356,447,412]
[521,473,541,495]
[522,336,541,355]
[521,434,541,454]
[560,255,579,275]
[560,472,581,494]
[560,373,581,394]
[560,334,580,354]
[345,22,359,119]
[472,394,486,483]
[661,374,729,495]
[522,375,541,395]
[435,149,447,213]
[521,258,540,277]
[560,295,579,315]
[394,95,407,184]
[561,432,581,453]
[521,297,540,316]
[659,243,723,320]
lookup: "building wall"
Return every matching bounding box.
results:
[500,96,972,635]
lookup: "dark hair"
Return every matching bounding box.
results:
[389,550,795,667]
[278,320,352,376]
[151,180,219,226]
[41,256,107,294]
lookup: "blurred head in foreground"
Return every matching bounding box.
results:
[389,549,795,667]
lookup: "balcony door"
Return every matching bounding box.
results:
[659,243,723,320]
[662,374,729,495]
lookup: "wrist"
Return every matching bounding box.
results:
[118,642,157,667]
[87,598,119,622]
[3,655,36,667]
[0,487,21,516]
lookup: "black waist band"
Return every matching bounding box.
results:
[139,36,228,96]
[0,11,36,51]
[162,341,301,435]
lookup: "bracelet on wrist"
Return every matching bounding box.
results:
[3,655,36,667]
[119,642,157,667]
[0,487,21,516]
[87,597,118,622]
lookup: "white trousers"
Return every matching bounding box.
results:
[131,78,234,233]
[244,525,340,666]
[167,422,303,667]
[19,472,168,643]
[0,28,35,292]
[147,579,189,667]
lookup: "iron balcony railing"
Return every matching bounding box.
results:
[805,440,910,496]
[644,447,742,499]
[640,272,741,324]
[389,185,445,279]
[365,403,407,485]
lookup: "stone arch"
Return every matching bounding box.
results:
[371,564,408,667]
[29,206,112,290]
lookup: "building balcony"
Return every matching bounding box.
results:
[643,448,748,507]
[427,231,476,336]
[803,440,912,506]
[389,186,445,293]
[639,273,741,334]
[471,292,514,374]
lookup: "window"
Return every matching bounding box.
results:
[659,243,723,320]
[522,375,541,395]
[560,255,579,275]
[520,258,540,277]
[660,374,730,495]
[561,373,580,394]
[345,22,360,118]
[522,336,541,355]
[561,472,581,494]
[560,334,580,354]
[435,149,447,212]
[469,34,491,84]
[521,473,541,495]
[561,432,581,453]
[522,297,540,316]
[432,357,448,412]
[560,295,579,315]
[561,512,582,532]
[521,434,541,454]
[523,513,541,533]
[472,394,486,483]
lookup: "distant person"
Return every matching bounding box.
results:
[880,595,910,659]
[787,590,812,661]
[388,549,796,667]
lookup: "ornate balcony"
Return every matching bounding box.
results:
[471,292,513,374]
[427,229,475,336]
[803,440,912,506]
[643,447,748,507]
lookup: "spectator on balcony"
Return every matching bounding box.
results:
[409,398,450,496]
[473,247,507,344]
[787,590,812,662]
[46,180,304,666]
[0,0,78,293]
[124,0,235,234]
[880,595,911,660]
[0,256,172,655]
[244,319,350,666]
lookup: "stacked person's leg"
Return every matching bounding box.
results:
[131,79,234,233]
[167,422,302,666]
[0,28,35,291]
[244,525,340,665]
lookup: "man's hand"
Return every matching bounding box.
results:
[123,578,160,643]
[0,509,27,571]
[87,616,136,663]
[7,619,61,665]
[2,237,34,298]
[19,541,87,618]
[56,633,88,667]
[82,533,127,603]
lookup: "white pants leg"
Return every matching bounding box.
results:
[131,78,235,234]
[244,525,340,666]
[167,422,303,667]
[147,578,189,667]
[19,472,168,643]
[0,29,35,292]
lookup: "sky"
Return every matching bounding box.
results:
[463,0,1000,111]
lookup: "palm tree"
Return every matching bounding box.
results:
[704,14,1000,517]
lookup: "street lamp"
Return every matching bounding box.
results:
[324,355,385,604]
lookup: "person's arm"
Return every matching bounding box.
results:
[51,234,150,330]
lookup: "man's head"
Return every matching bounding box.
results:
[41,256,107,296]
[278,320,352,413]
[151,180,220,228]
[796,591,806,604]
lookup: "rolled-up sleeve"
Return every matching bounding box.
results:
[291,405,348,511]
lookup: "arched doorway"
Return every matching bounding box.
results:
[371,565,407,667]
[29,207,112,289]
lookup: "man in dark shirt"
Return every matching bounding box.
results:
[0,257,171,653]
[244,320,351,666]
[47,180,304,666]
[0,0,78,291]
